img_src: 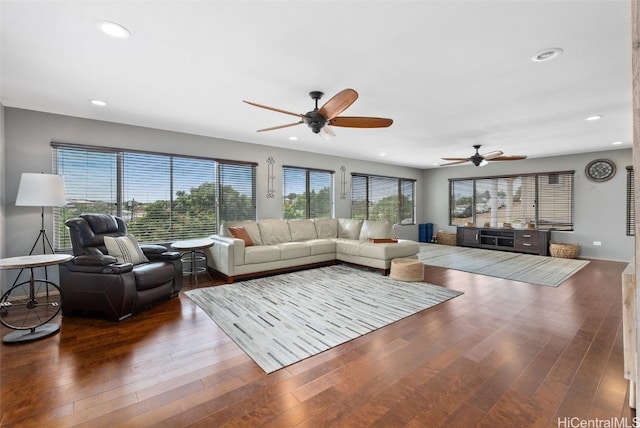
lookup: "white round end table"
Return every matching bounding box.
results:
[0,254,73,343]
[171,238,214,287]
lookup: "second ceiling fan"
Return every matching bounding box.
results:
[441,145,527,167]
[243,88,393,139]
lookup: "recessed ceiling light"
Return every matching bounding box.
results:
[90,99,107,106]
[288,136,298,141]
[584,115,602,121]
[379,153,386,157]
[612,141,624,145]
[98,21,130,39]
[532,48,563,62]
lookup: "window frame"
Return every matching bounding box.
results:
[282,165,334,219]
[52,143,257,250]
[350,173,416,225]
[449,170,575,231]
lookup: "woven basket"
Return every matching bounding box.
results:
[437,231,457,246]
[549,242,579,259]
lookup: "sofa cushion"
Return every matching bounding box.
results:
[245,245,281,264]
[228,226,254,247]
[288,219,318,241]
[306,238,337,255]
[258,219,292,245]
[104,234,149,265]
[221,220,263,246]
[278,242,312,260]
[336,239,420,260]
[338,218,363,239]
[359,220,394,241]
[313,218,338,238]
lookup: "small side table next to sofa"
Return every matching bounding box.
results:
[171,238,214,287]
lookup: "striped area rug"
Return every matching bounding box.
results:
[186,264,463,373]
[418,243,589,287]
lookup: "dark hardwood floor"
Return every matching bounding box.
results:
[0,259,633,427]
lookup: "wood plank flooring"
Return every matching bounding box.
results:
[0,259,633,427]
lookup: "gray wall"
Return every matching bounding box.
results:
[423,148,633,261]
[2,107,632,292]
[2,107,425,288]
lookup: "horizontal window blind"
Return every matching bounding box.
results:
[283,166,333,219]
[53,147,118,249]
[52,143,256,250]
[449,171,574,230]
[220,162,257,221]
[351,174,415,224]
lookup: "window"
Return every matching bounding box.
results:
[627,166,635,236]
[53,143,256,250]
[351,174,415,224]
[283,166,333,219]
[449,171,574,230]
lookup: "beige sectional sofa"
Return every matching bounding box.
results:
[207,218,420,283]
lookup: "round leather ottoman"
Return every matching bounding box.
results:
[390,258,424,282]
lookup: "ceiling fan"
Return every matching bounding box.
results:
[243,88,393,139]
[440,144,527,167]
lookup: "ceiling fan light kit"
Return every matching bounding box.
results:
[243,88,393,138]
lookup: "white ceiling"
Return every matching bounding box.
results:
[0,0,632,169]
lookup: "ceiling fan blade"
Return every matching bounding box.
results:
[256,121,303,132]
[440,159,470,166]
[243,100,305,118]
[318,88,358,120]
[490,155,528,161]
[329,116,393,128]
[441,157,470,161]
[482,150,504,160]
[319,125,336,139]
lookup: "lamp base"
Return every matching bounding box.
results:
[2,323,60,343]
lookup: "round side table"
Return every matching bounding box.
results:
[171,238,214,287]
[0,253,73,343]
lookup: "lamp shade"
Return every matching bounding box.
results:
[15,173,67,207]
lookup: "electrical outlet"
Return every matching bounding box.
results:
[593,241,602,246]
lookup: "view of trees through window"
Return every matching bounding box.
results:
[450,171,574,230]
[283,166,333,219]
[53,144,256,250]
[351,174,415,224]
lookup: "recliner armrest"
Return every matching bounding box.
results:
[140,244,168,255]
[145,251,182,261]
[64,256,134,274]
[73,254,118,266]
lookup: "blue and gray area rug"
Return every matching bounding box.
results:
[186,264,463,373]
[418,243,589,287]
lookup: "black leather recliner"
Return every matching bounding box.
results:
[59,214,183,321]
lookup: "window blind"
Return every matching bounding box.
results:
[52,143,256,249]
[220,162,257,221]
[351,174,416,224]
[449,171,574,230]
[282,166,333,219]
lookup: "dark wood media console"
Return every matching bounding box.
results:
[456,226,550,256]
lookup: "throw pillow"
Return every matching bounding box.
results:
[228,226,254,247]
[104,234,149,265]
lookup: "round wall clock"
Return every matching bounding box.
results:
[585,158,616,182]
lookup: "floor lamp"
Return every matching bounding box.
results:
[13,172,67,285]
